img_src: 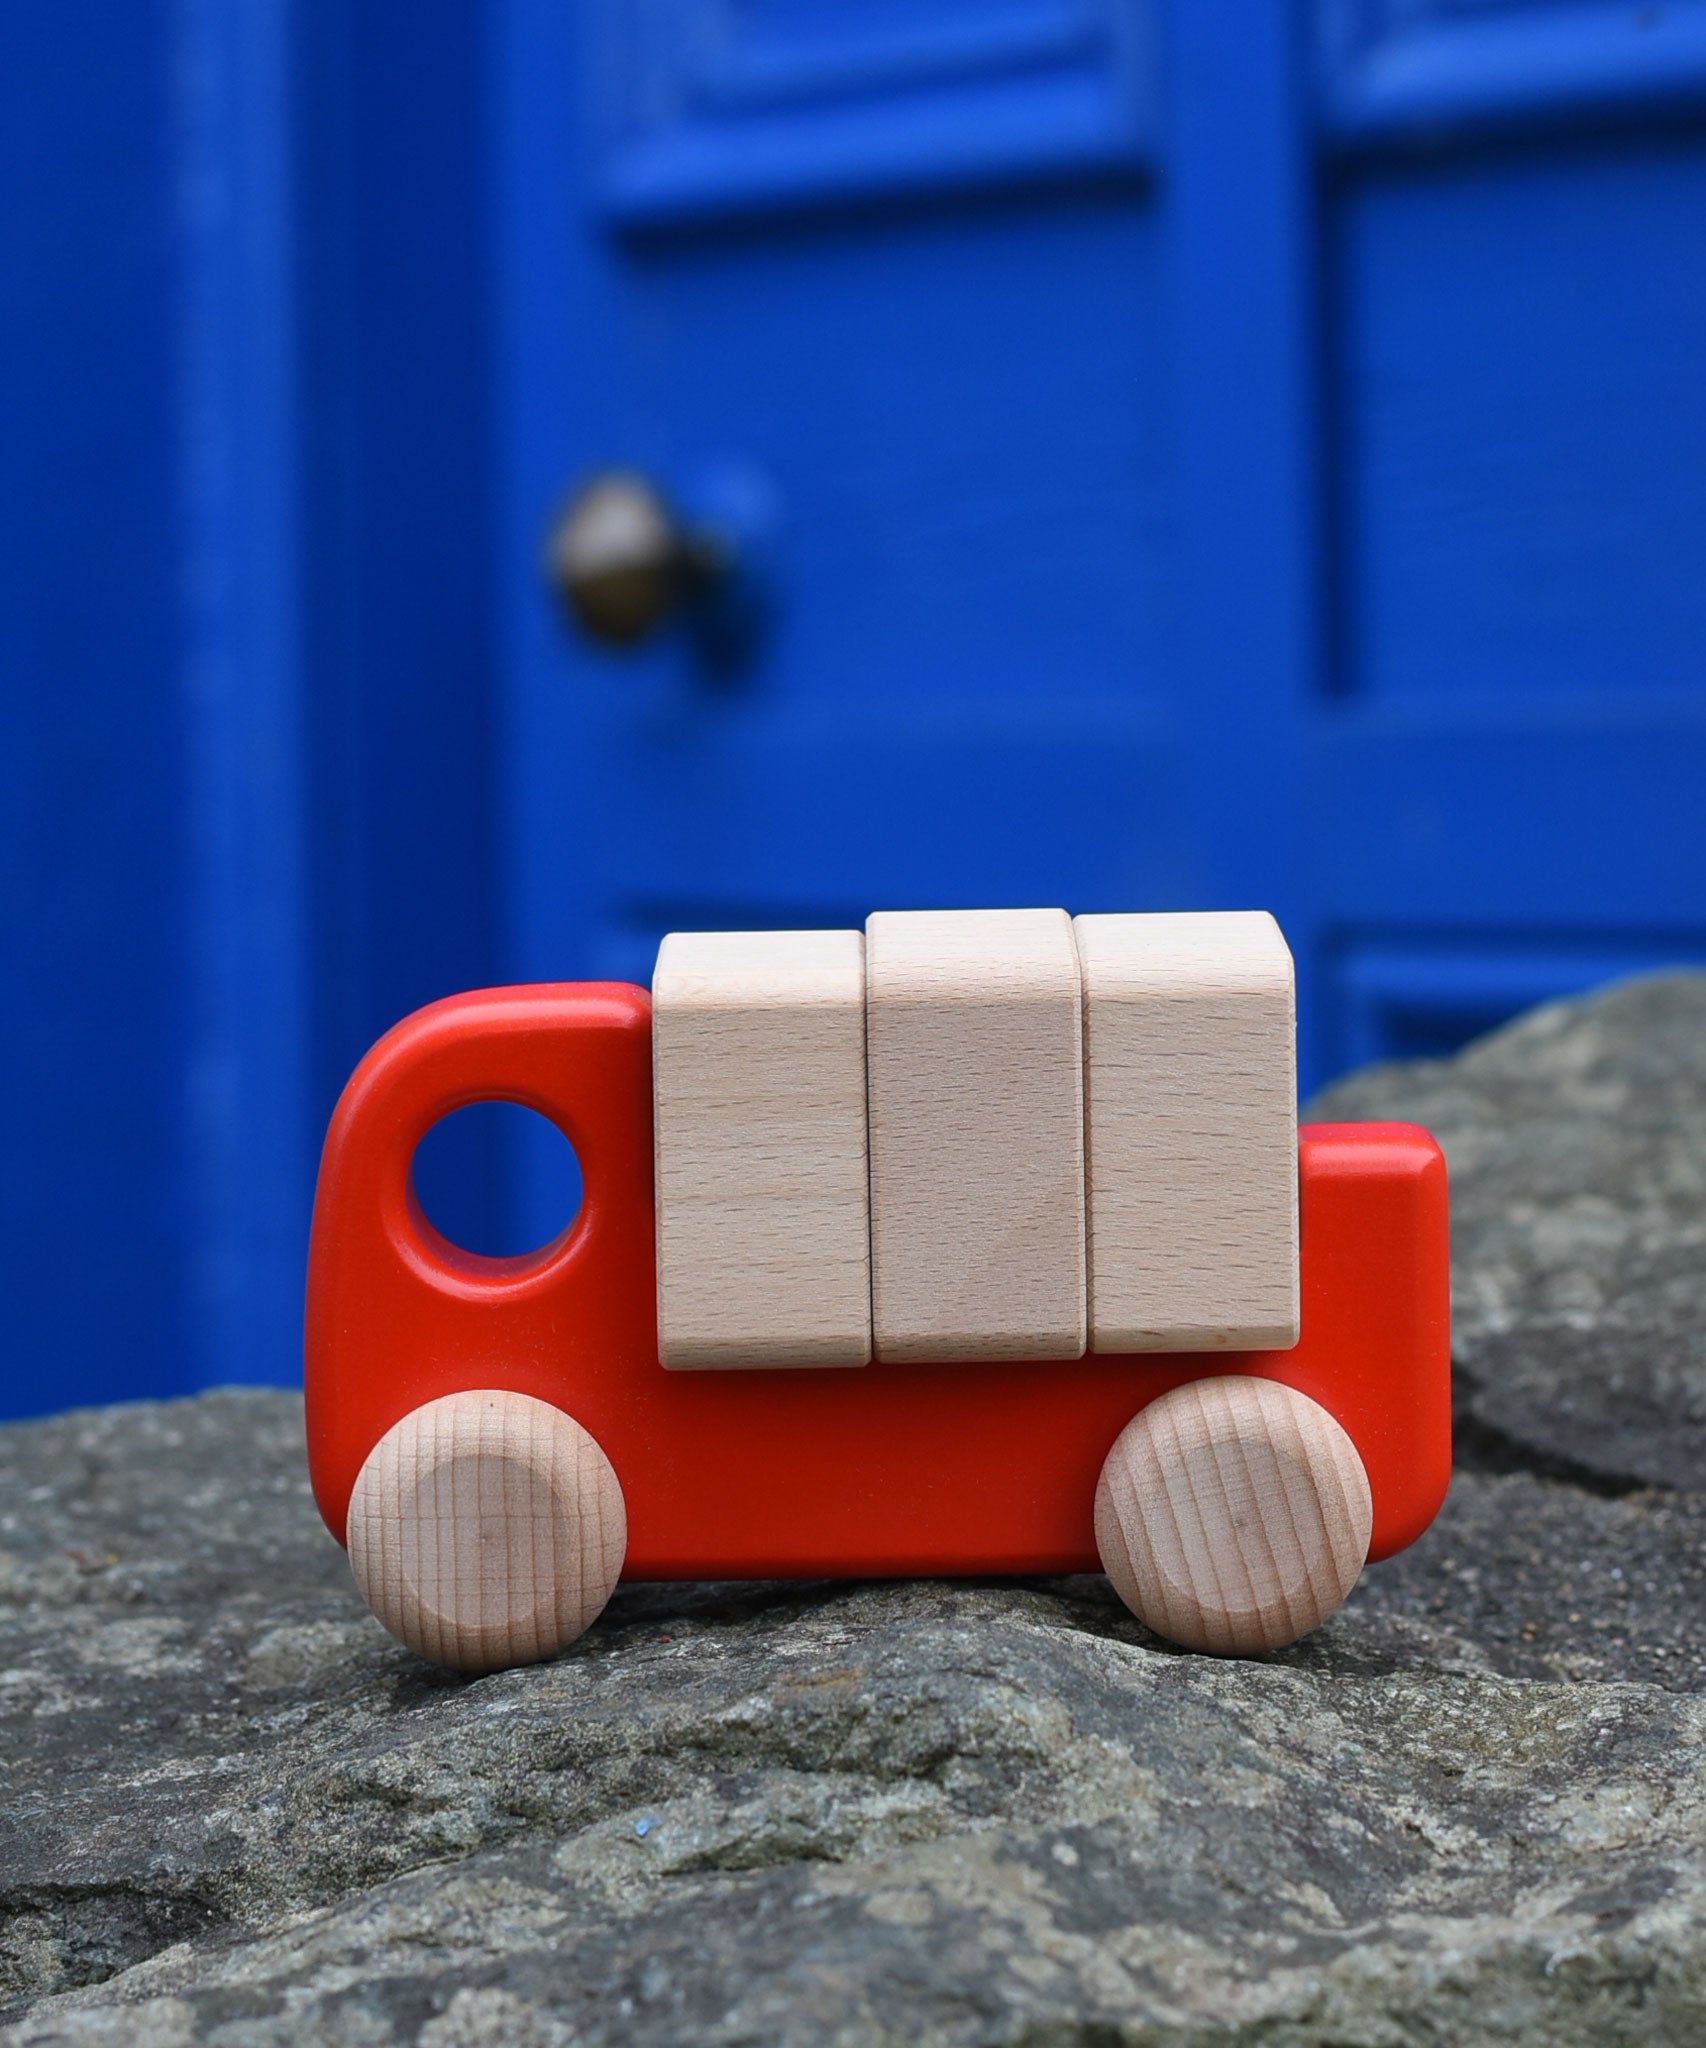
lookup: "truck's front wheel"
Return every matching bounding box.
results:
[346,1390,626,1672]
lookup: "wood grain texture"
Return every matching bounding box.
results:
[1094,1377,1372,1655]
[653,929,871,1370]
[347,1391,626,1672]
[865,907,1085,1363]
[1074,910,1298,1353]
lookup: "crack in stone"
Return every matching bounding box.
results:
[1448,1371,1666,1501]
[0,1881,230,2013]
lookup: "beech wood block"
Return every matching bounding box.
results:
[1074,910,1299,1353]
[347,1391,626,1672]
[1094,1377,1371,1655]
[865,907,1086,1363]
[653,928,871,1369]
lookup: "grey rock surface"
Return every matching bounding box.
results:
[3,972,1706,2044]
[1309,971,1706,1494]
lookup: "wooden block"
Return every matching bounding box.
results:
[864,907,1085,1363]
[653,929,871,1370]
[1074,910,1298,1353]
[1094,1377,1372,1654]
[347,1390,626,1672]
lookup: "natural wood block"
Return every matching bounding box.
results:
[1074,910,1298,1353]
[653,929,871,1370]
[865,907,1086,1363]
[347,1390,626,1672]
[1094,1376,1371,1655]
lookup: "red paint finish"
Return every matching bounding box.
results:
[305,983,1451,1576]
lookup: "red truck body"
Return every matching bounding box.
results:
[305,982,1451,1580]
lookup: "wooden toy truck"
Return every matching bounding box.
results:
[305,914,1450,1672]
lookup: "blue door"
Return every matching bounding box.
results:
[495,0,1706,1125]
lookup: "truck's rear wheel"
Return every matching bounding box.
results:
[347,1390,626,1672]
[1094,1377,1372,1656]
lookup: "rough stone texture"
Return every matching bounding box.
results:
[1309,971,1706,1495]
[3,972,1706,2044]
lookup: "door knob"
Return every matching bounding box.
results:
[545,471,730,648]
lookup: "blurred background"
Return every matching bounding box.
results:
[3,1,1704,1419]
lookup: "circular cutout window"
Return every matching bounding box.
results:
[410,1101,582,1259]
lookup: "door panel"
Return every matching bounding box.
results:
[558,194,1175,975]
[591,206,1168,716]
[502,0,1174,1025]
[1312,3,1706,1085]
[1338,143,1706,704]
[593,0,1157,228]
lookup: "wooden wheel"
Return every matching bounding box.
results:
[347,1390,626,1672]
[1094,1376,1372,1655]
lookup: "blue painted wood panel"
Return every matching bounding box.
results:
[0,2,193,1414]
[0,2,499,1418]
[1314,4,1706,1068]
[1338,143,1706,703]
[500,0,1179,1047]
[598,0,1157,224]
[294,1,502,1261]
